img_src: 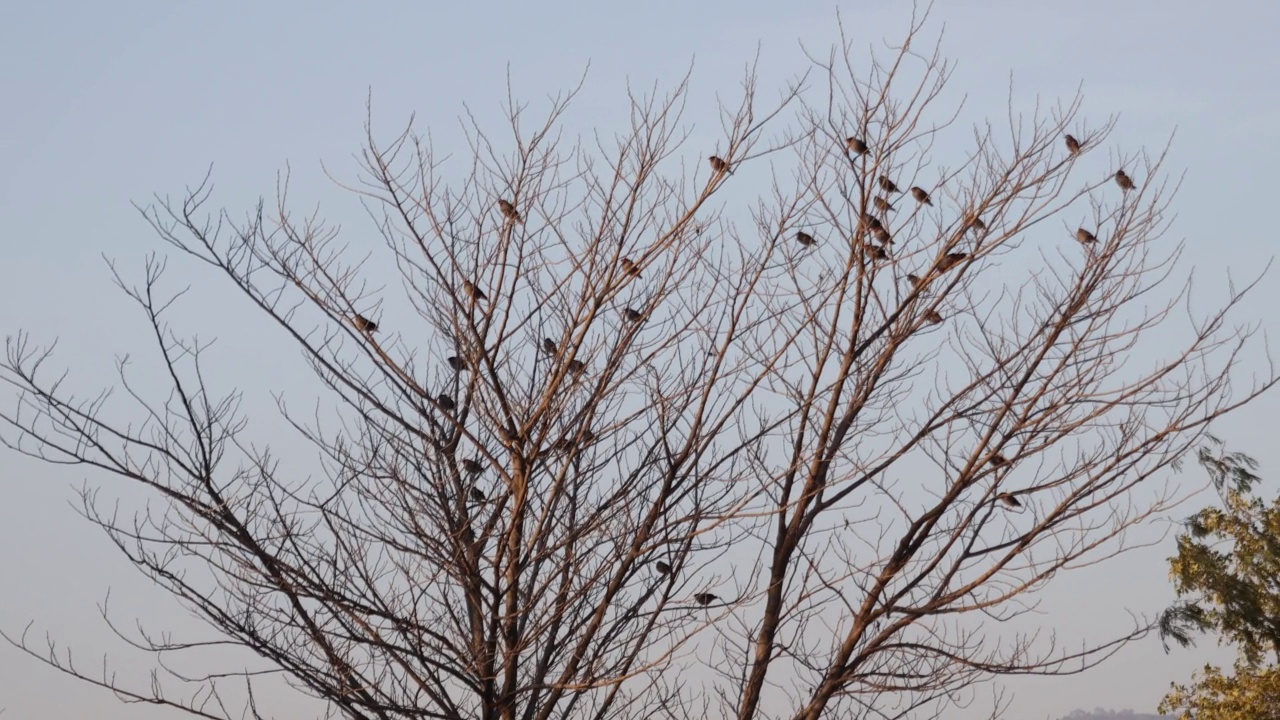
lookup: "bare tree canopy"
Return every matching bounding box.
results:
[2,11,1275,720]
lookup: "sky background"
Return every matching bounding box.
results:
[2,1,1278,718]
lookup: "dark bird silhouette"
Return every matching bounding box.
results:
[623,307,644,323]
[656,561,672,576]
[923,309,944,325]
[353,314,378,333]
[1076,228,1098,244]
[966,214,987,232]
[437,393,457,411]
[937,252,968,272]
[709,155,730,174]
[873,197,896,213]
[447,355,469,372]
[1065,134,1082,154]
[620,258,641,277]
[906,274,925,291]
[997,492,1022,509]
[542,338,558,355]
[866,244,889,261]
[462,458,484,475]
[878,175,901,194]
[990,454,1010,468]
[846,137,868,154]
[498,199,522,223]
[470,487,486,503]
[910,186,933,206]
[1115,170,1137,192]
[567,359,587,376]
[464,280,487,302]
[860,212,883,231]
[694,593,718,606]
[871,226,893,245]
[796,231,816,247]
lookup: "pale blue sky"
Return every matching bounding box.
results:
[2,1,1278,718]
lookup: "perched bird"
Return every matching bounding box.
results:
[1076,228,1098,245]
[462,458,484,475]
[990,454,1010,468]
[623,307,644,323]
[997,492,1022,509]
[447,355,469,372]
[866,244,889,261]
[542,338,558,355]
[846,137,869,155]
[353,314,378,333]
[464,280,487,302]
[1115,170,1137,192]
[694,593,718,606]
[437,393,457,411]
[470,487,486,504]
[1065,134,1082,154]
[795,230,816,247]
[878,175,901,194]
[873,196,896,213]
[579,428,597,444]
[923,309,944,325]
[620,258,642,277]
[655,561,672,576]
[551,437,575,453]
[498,426,520,445]
[871,226,893,245]
[937,252,968,272]
[860,212,883,231]
[906,274,925,290]
[910,186,933,206]
[567,359,587,375]
[708,155,730,174]
[498,199,522,223]
[966,214,987,232]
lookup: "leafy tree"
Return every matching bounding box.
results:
[1158,438,1280,719]
[3,12,1274,720]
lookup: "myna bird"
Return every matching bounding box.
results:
[621,258,641,277]
[464,280,487,302]
[462,458,484,475]
[542,338,558,355]
[709,155,730,174]
[997,492,1022,509]
[937,252,968,272]
[497,425,520,445]
[498,199,522,223]
[878,175,901,194]
[447,355,469,372]
[353,314,378,333]
[871,226,893,245]
[796,230,816,247]
[437,393,457,411]
[470,487,486,503]
[623,307,644,323]
[860,212,883,231]
[1065,134,1081,154]
[966,214,987,232]
[906,274,925,290]
[866,244,889,261]
[923,309,943,325]
[990,454,1010,468]
[910,186,933,206]
[846,137,868,155]
[655,561,672,576]
[1076,228,1098,245]
[1115,170,1137,192]
[567,359,587,376]
[873,197,896,213]
[694,592,718,606]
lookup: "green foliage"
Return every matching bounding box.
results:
[1158,436,1280,719]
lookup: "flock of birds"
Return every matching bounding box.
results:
[340,132,1139,607]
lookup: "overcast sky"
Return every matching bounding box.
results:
[2,1,1277,718]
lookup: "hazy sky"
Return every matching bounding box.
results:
[2,1,1278,718]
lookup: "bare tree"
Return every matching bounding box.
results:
[2,11,1274,720]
